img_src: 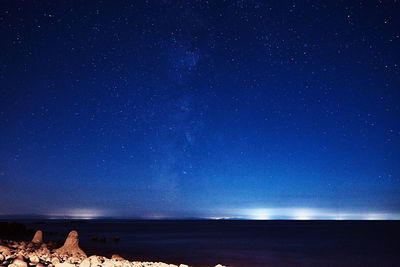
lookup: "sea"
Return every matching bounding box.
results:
[1,220,400,267]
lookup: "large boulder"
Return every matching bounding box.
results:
[54,230,86,258]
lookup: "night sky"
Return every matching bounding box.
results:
[1,1,399,220]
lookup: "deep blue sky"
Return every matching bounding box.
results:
[1,1,399,219]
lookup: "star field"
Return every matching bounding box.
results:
[0,1,399,219]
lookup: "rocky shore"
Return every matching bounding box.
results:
[0,230,225,267]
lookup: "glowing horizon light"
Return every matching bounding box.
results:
[249,208,273,220]
[364,213,388,220]
[207,216,236,220]
[244,207,319,220]
[292,209,314,220]
[334,214,344,220]
[232,207,400,220]
[46,208,104,220]
[40,207,400,220]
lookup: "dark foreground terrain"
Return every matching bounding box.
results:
[1,220,399,267]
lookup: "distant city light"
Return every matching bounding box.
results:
[230,208,400,220]
[293,209,313,220]
[47,208,104,219]
[41,207,400,220]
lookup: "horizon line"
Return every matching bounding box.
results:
[1,215,400,221]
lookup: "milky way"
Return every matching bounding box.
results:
[0,1,399,219]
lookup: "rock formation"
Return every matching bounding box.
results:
[54,230,86,258]
[0,229,227,267]
[31,230,43,244]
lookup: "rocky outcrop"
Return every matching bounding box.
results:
[54,230,86,258]
[32,230,43,244]
[0,229,226,267]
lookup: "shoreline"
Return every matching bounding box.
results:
[0,230,225,267]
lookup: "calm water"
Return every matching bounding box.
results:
[4,220,400,267]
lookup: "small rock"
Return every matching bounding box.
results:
[88,255,104,266]
[50,257,60,265]
[111,255,125,261]
[0,245,11,256]
[102,260,114,267]
[55,263,75,267]
[67,257,81,264]
[79,258,90,267]
[28,255,39,264]
[37,246,50,256]
[12,258,28,267]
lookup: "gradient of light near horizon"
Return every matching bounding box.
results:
[0,1,399,220]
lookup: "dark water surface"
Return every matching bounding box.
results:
[2,220,400,267]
